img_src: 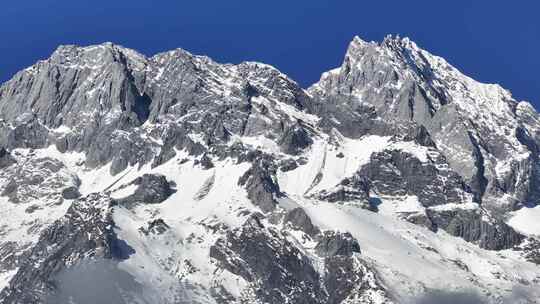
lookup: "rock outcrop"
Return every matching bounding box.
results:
[0,35,539,303]
[116,174,175,205]
[0,194,132,303]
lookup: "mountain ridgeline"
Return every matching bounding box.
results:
[0,36,539,303]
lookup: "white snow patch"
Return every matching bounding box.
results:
[279,135,391,196]
[297,199,540,301]
[377,195,425,215]
[110,184,138,199]
[508,205,540,237]
[427,202,479,212]
[388,141,429,162]
[238,135,282,155]
[0,269,17,290]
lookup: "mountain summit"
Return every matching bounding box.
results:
[0,36,539,303]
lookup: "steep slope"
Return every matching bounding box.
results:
[0,37,539,303]
[0,43,312,174]
[309,35,540,209]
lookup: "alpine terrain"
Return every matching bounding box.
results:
[0,35,539,303]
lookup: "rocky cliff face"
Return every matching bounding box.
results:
[0,36,539,303]
[309,36,540,210]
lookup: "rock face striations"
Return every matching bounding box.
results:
[0,36,539,303]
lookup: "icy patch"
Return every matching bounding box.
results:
[508,205,540,237]
[50,125,73,134]
[427,202,479,212]
[238,135,282,155]
[0,269,17,290]
[377,195,425,215]
[110,184,138,200]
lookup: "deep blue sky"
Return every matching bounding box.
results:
[1,1,539,106]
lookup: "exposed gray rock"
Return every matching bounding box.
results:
[1,180,18,202]
[4,116,49,150]
[315,231,361,257]
[0,148,15,168]
[278,121,313,155]
[359,149,470,207]
[324,255,391,304]
[283,207,320,237]
[309,35,540,211]
[61,186,80,200]
[210,214,324,304]
[117,174,174,205]
[209,214,391,303]
[0,42,313,175]
[238,157,281,213]
[24,204,42,214]
[0,242,32,274]
[199,154,214,170]
[279,158,298,172]
[0,194,134,304]
[426,207,524,250]
[0,156,79,205]
[138,218,170,235]
[193,174,215,201]
[314,174,371,204]
[403,212,434,230]
[515,238,540,265]
[0,36,538,302]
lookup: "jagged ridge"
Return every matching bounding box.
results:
[0,36,539,303]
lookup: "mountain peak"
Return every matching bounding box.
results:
[50,42,147,66]
[350,35,369,47]
[381,34,420,52]
[1,37,540,303]
[344,35,375,59]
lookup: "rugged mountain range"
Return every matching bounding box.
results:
[0,35,539,303]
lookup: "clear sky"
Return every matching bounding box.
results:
[1,1,539,107]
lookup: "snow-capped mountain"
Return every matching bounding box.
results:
[0,35,539,303]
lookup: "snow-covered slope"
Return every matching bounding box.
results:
[0,36,539,303]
